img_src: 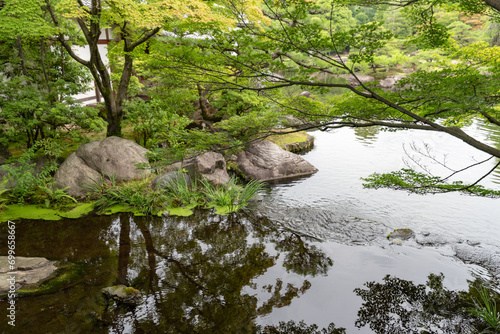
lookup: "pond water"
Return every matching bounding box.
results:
[263,121,500,246]
[0,121,499,333]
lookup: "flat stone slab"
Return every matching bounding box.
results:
[0,256,57,293]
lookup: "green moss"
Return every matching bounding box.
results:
[101,204,135,215]
[266,129,311,149]
[15,263,84,297]
[0,205,62,221]
[58,203,95,219]
[212,205,233,215]
[123,286,140,295]
[0,203,95,222]
[99,204,156,216]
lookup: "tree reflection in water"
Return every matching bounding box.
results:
[262,274,499,334]
[2,212,499,333]
[354,274,499,334]
[103,210,334,333]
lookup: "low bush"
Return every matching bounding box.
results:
[200,177,265,213]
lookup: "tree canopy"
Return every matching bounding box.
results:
[2,0,500,195]
[150,0,500,193]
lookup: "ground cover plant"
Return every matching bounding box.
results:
[85,171,265,217]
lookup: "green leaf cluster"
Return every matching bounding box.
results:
[362,168,500,197]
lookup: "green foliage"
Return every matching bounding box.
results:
[36,184,77,208]
[87,176,169,216]
[362,168,500,197]
[200,177,241,212]
[210,90,269,118]
[1,139,62,204]
[0,36,104,148]
[124,97,192,148]
[469,286,500,333]
[218,109,282,142]
[0,180,10,211]
[201,177,265,213]
[87,169,264,216]
[0,0,56,39]
[162,172,200,207]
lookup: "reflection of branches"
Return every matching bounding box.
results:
[354,273,492,333]
[257,278,311,315]
[401,141,500,194]
[152,249,208,293]
[275,233,333,277]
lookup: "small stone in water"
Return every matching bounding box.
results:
[102,285,142,305]
[387,228,414,241]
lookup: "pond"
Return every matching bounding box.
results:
[0,121,499,333]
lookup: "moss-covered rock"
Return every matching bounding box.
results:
[102,285,142,305]
[266,129,314,153]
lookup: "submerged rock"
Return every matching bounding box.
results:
[387,228,414,241]
[416,233,460,246]
[0,257,57,294]
[55,136,151,197]
[453,244,500,277]
[258,204,385,244]
[102,285,142,305]
[237,141,318,181]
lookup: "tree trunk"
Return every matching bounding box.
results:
[485,0,500,12]
[44,0,160,138]
[16,36,28,76]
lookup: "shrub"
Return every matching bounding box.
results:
[87,176,169,216]
[200,176,265,213]
[1,139,62,204]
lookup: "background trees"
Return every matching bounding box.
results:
[0,1,105,149]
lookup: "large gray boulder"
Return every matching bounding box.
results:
[53,154,102,196]
[237,141,318,181]
[183,152,230,186]
[55,136,150,197]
